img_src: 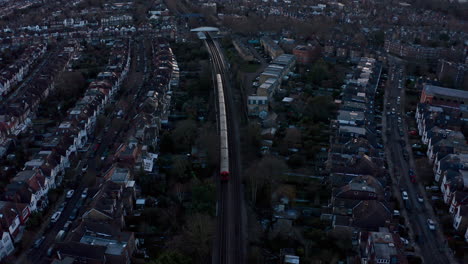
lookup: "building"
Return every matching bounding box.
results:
[247,95,268,117]
[420,84,468,107]
[358,228,408,264]
[232,39,254,62]
[260,36,284,59]
[292,45,320,65]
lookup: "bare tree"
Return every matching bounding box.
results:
[245,156,288,205]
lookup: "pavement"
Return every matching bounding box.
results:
[383,62,456,264]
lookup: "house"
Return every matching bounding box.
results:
[449,191,468,214]
[66,221,136,264]
[0,226,14,261]
[434,154,468,182]
[453,204,468,232]
[54,242,107,263]
[292,45,320,65]
[247,95,268,117]
[0,201,20,238]
[440,169,468,204]
[260,36,284,59]
[11,170,49,199]
[358,228,408,264]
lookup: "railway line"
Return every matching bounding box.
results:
[205,36,244,264]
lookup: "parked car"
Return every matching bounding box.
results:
[47,246,55,257]
[402,191,409,200]
[51,211,61,223]
[417,195,424,203]
[58,201,67,212]
[55,230,66,242]
[427,219,436,230]
[66,190,74,199]
[63,220,72,232]
[81,188,88,198]
[33,236,45,248]
[69,208,79,220]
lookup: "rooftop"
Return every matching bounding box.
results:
[424,84,468,100]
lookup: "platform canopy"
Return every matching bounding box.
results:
[190,26,219,32]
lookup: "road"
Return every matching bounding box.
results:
[20,37,151,264]
[383,62,455,264]
[205,36,244,264]
[3,46,56,102]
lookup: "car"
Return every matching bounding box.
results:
[427,219,436,230]
[417,195,424,203]
[69,208,79,220]
[33,236,45,248]
[81,188,88,198]
[51,211,61,223]
[400,237,409,246]
[47,246,55,257]
[393,210,400,216]
[63,220,73,232]
[402,191,409,200]
[66,190,74,199]
[58,201,67,212]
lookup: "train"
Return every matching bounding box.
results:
[217,73,230,181]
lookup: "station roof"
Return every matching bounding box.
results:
[191,26,219,32]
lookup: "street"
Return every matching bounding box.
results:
[383,62,455,264]
[20,37,151,264]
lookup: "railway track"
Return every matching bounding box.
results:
[205,36,244,264]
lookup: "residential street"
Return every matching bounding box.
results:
[19,38,150,264]
[383,62,455,264]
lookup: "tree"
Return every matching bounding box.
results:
[302,96,336,123]
[160,132,175,153]
[151,251,192,264]
[169,214,214,263]
[172,120,198,151]
[245,156,287,206]
[195,124,219,167]
[284,127,302,148]
[190,179,216,215]
[307,59,329,86]
[171,156,191,181]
